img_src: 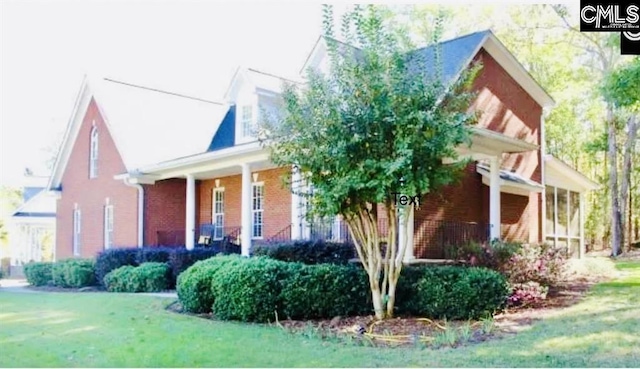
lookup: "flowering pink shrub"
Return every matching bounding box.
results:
[503,243,567,286]
[507,281,549,307]
[447,241,568,287]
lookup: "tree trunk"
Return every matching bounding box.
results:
[620,115,638,253]
[608,107,622,256]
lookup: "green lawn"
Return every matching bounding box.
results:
[1,260,639,368]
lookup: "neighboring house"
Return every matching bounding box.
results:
[10,175,56,265]
[47,30,598,261]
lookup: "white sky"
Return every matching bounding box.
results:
[1,0,332,186]
[0,0,576,187]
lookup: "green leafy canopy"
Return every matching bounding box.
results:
[264,5,479,218]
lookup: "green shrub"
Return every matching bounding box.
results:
[103,262,171,292]
[211,257,295,322]
[104,265,137,292]
[169,248,220,284]
[252,240,355,265]
[133,262,171,292]
[402,266,508,320]
[95,248,138,286]
[280,263,371,319]
[51,259,96,288]
[24,262,53,286]
[96,247,221,288]
[176,255,245,313]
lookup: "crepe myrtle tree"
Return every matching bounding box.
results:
[261,5,480,320]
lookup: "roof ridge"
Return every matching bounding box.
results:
[102,78,224,105]
[246,68,302,84]
[410,29,491,54]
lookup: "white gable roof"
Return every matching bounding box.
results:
[48,76,226,189]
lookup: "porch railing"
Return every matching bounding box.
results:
[414,220,490,259]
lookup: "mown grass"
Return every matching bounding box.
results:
[1,259,639,367]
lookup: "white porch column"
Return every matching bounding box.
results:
[290,167,302,240]
[489,156,501,241]
[185,174,196,250]
[241,163,252,256]
[579,192,585,258]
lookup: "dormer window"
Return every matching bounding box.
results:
[89,125,98,178]
[241,105,254,138]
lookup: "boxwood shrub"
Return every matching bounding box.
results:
[51,259,96,288]
[24,262,53,286]
[176,255,246,314]
[211,257,296,322]
[103,262,171,292]
[95,248,139,286]
[96,246,220,287]
[280,263,371,319]
[399,266,509,319]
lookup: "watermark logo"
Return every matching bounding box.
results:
[580,1,640,54]
[392,192,420,208]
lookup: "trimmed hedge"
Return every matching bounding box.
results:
[252,240,356,265]
[95,247,220,287]
[103,262,171,292]
[177,256,508,322]
[24,262,53,286]
[280,263,371,319]
[399,266,509,319]
[51,259,96,288]
[176,255,246,314]
[211,257,296,322]
[95,248,138,286]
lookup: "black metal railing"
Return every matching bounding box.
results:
[264,224,292,243]
[414,220,490,259]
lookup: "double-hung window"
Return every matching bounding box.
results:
[104,205,114,249]
[89,126,98,178]
[212,188,225,240]
[73,208,82,256]
[241,105,253,138]
[252,183,264,239]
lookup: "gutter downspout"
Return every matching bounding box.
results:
[123,178,144,247]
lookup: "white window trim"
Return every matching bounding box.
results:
[212,187,225,240]
[104,204,114,249]
[89,125,99,178]
[251,182,264,239]
[73,208,81,256]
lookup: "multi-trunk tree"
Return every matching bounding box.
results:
[264,4,479,319]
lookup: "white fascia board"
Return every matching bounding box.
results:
[48,76,92,190]
[136,141,266,176]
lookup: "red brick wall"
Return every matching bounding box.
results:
[56,98,138,259]
[143,178,188,246]
[413,163,485,258]
[412,49,545,257]
[198,167,292,240]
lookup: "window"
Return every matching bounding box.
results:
[212,188,224,240]
[104,205,114,249]
[73,208,81,256]
[89,126,99,178]
[252,183,264,238]
[241,105,253,137]
[545,185,582,256]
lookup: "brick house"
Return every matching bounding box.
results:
[47,30,598,261]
